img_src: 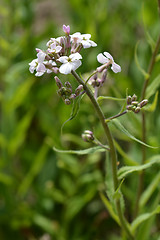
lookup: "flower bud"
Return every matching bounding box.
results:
[126,105,136,111]
[69,93,76,100]
[82,130,94,142]
[63,25,70,35]
[131,94,137,101]
[75,85,83,96]
[127,96,132,105]
[64,99,71,105]
[134,107,141,113]
[131,101,139,106]
[139,99,148,108]
[101,69,108,84]
[54,76,63,89]
[65,81,72,91]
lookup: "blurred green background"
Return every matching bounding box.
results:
[0,0,160,239]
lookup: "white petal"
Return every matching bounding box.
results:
[97,53,109,64]
[81,34,91,40]
[58,56,68,64]
[81,40,91,48]
[103,52,113,61]
[35,71,45,77]
[36,63,46,72]
[37,52,46,62]
[29,66,35,73]
[111,62,121,73]
[70,52,82,61]
[29,59,37,67]
[70,60,82,71]
[55,45,62,53]
[89,40,97,47]
[59,63,73,74]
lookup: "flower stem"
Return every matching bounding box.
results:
[134,33,160,217]
[105,110,128,122]
[71,70,134,240]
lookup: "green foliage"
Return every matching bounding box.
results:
[0,0,160,239]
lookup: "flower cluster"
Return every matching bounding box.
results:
[126,94,148,113]
[29,25,97,76]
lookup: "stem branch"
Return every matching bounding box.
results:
[71,70,134,239]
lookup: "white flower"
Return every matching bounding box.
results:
[29,52,47,76]
[97,52,121,73]
[58,53,82,74]
[45,60,57,73]
[47,43,62,54]
[70,32,97,48]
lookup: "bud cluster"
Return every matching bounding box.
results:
[126,94,148,113]
[55,76,84,105]
[89,69,108,88]
[82,130,94,142]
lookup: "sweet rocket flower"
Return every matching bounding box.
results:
[47,43,62,54]
[29,52,47,76]
[58,53,82,74]
[97,52,121,73]
[70,32,97,48]
[44,60,57,73]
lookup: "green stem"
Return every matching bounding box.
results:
[134,33,160,217]
[71,70,134,240]
[105,110,128,122]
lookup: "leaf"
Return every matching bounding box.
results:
[139,172,160,208]
[18,142,49,196]
[146,74,160,99]
[131,205,160,233]
[145,91,158,112]
[113,179,125,200]
[134,42,149,79]
[97,96,126,102]
[33,214,58,235]
[111,119,158,149]
[99,192,120,225]
[118,155,160,180]
[61,95,82,133]
[114,140,138,166]
[53,145,108,155]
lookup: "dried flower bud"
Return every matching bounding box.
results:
[139,99,148,108]
[54,76,63,89]
[82,130,94,142]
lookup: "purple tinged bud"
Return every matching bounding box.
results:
[131,101,139,106]
[69,94,76,100]
[139,99,148,108]
[54,76,63,89]
[127,96,132,105]
[131,94,137,101]
[82,130,94,142]
[126,105,135,111]
[65,81,72,90]
[64,99,71,105]
[101,69,108,83]
[63,25,70,35]
[134,107,141,113]
[75,85,83,96]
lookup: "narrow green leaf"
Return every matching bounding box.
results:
[97,96,125,102]
[146,74,160,99]
[18,142,49,196]
[118,155,160,180]
[33,214,58,235]
[0,173,13,185]
[134,42,149,79]
[113,179,125,200]
[131,205,160,233]
[139,172,160,208]
[112,119,158,149]
[99,192,120,225]
[61,95,82,132]
[145,91,158,112]
[53,145,108,155]
[114,140,138,166]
